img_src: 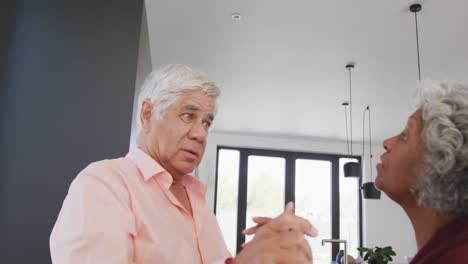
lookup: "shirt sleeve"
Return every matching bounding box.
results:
[50,170,136,264]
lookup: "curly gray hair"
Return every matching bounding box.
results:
[413,82,468,216]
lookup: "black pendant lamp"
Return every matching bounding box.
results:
[362,182,381,199]
[343,63,361,177]
[344,160,361,178]
[360,106,381,199]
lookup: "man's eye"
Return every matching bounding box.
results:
[181,113,193,120]
[203,121,212,128]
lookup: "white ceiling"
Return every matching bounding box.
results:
[144,0,468,144]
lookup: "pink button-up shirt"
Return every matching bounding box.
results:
[50,148,230,264]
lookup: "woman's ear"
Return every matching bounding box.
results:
[140,99,153,132]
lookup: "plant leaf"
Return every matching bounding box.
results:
[358,247,370,253]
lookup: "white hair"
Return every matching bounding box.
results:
[413,81,468,216]
[136,64,220,130]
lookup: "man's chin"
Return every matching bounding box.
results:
[176,164,197,175]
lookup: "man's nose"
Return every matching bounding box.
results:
[188,122,208,143]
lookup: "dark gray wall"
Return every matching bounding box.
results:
[1,1,143,262]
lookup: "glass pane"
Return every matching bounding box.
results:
[339,158,360,258]
[215,149,240,256]
[245,155,285,243]
[295,159,332,264]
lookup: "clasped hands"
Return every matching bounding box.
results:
[231,202,318,264]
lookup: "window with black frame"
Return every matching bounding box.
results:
[214,146,362,264]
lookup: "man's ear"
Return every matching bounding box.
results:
[140,99,153,131]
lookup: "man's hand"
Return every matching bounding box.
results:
[231,202,317,264]
[243,202,318,238]
[232,229,312,264]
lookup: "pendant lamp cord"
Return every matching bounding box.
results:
[368,106,373,181]
[362,106,373,181]
[345,106,350,155]
[349,68,353,154]
[414,11,422,81]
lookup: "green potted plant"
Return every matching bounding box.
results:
[357,246,396,264]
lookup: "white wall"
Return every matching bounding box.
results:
[198,131,417,263]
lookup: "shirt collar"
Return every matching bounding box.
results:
[126,147,207,196]
[181,173,208,198]
[126,147,167,181]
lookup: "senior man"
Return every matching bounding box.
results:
[50,64,315,263]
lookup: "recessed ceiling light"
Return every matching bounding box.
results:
[231,13,242,20]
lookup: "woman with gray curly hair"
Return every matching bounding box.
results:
[375,82,468,264]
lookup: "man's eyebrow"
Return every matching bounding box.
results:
[183,104,200,111]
